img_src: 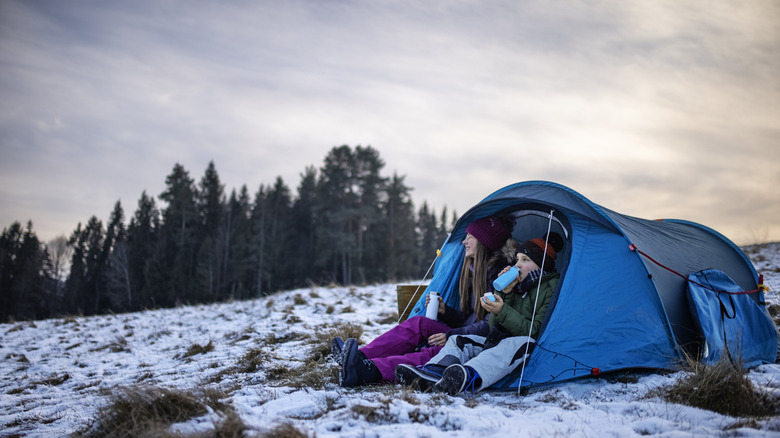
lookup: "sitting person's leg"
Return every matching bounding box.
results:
[339,338,381,387]
[426,334,486,368]
[359,315,450,360]
[395,335,486,390]
[339,316,450,387]
[370,346,444,382]
[435,336,536,395]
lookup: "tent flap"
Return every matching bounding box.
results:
[686,269,777,367]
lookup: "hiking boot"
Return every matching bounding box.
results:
[331,336,344,363]
[339,338,381,387]
[394,364,444,392]
[433,364,481,396]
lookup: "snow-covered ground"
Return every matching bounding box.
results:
[2,243,779,437]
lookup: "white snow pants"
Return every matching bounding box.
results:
[427,334,536,391]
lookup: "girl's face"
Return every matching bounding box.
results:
[462,233,479,258]
[515,252,541,280]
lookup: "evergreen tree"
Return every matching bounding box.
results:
[195,161,226,302]
[0,222,54,321]
[249,185,268,297]
[64,223,85,314]
[315,146,357,284]
[352,145,388,284]
[439,207,450,237]
[1,222,26,320]
[268,177,294,291]
[250,177,293,295]
[225,186,252,299]
[157,163,199,305]
[103,201,130,311]
[315,145,387,285]
[384,172,418,281]
[65,216,106,315]
[416,202,441,278]
[289,166,318,285]
[127,191,160,310]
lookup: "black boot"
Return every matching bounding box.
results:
[433,364,481,396]
[394,364,444,392]
[340,338,381,387]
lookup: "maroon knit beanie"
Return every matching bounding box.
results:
[466,216,512,251]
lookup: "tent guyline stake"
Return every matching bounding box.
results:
[629,244,763,296]
[397,233,450,324]
[518,209,555,395]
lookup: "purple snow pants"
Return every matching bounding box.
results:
[360,315,451,382]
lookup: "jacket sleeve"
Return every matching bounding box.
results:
[439,304,470,327]
[494,275,558,339]
[446,316,490,338]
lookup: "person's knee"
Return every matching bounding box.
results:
[403,315,425,327]
[455,335,483,350]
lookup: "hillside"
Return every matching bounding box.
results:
[1,243,779,437]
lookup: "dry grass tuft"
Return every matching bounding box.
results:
[6,324,26,334]
[260,422,310,438]
[6,353,29,363]
[768,304,780,326]
[178,340,215,359]
[207,396,248,438]
[210,347,271,384]
[34,372,70,386]
[255,321,365,388]
[308,322,364,362]
[74,385,245,438]
[345,390,446,427]
[375,312,399,325]
[234,347,270,374]
[90,336,130,353]
[536,389,578,410]
[267,358,339,389]
[663,354,779,417]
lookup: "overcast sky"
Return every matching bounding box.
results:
[2,0,778,246]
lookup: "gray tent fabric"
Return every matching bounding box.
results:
[604,212,759,351]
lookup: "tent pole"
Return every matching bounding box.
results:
[518,209,555,394]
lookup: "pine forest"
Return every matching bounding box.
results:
[0,145,456,323]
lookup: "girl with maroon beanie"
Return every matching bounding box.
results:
[336,214,516,387]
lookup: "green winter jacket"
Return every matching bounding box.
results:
[488,272,559,342]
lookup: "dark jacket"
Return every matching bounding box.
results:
[444,247,516,338]
[483,272,559,349]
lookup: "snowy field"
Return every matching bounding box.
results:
[1,243,779,437]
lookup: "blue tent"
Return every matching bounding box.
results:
[408,181,776,389]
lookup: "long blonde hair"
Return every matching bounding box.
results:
[458,240,490,320]
[458,238,518,321]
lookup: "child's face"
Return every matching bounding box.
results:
[515,252,541,280]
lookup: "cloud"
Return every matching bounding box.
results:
[0,0,778,245]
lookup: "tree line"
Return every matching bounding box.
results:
[0,145,456,323]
